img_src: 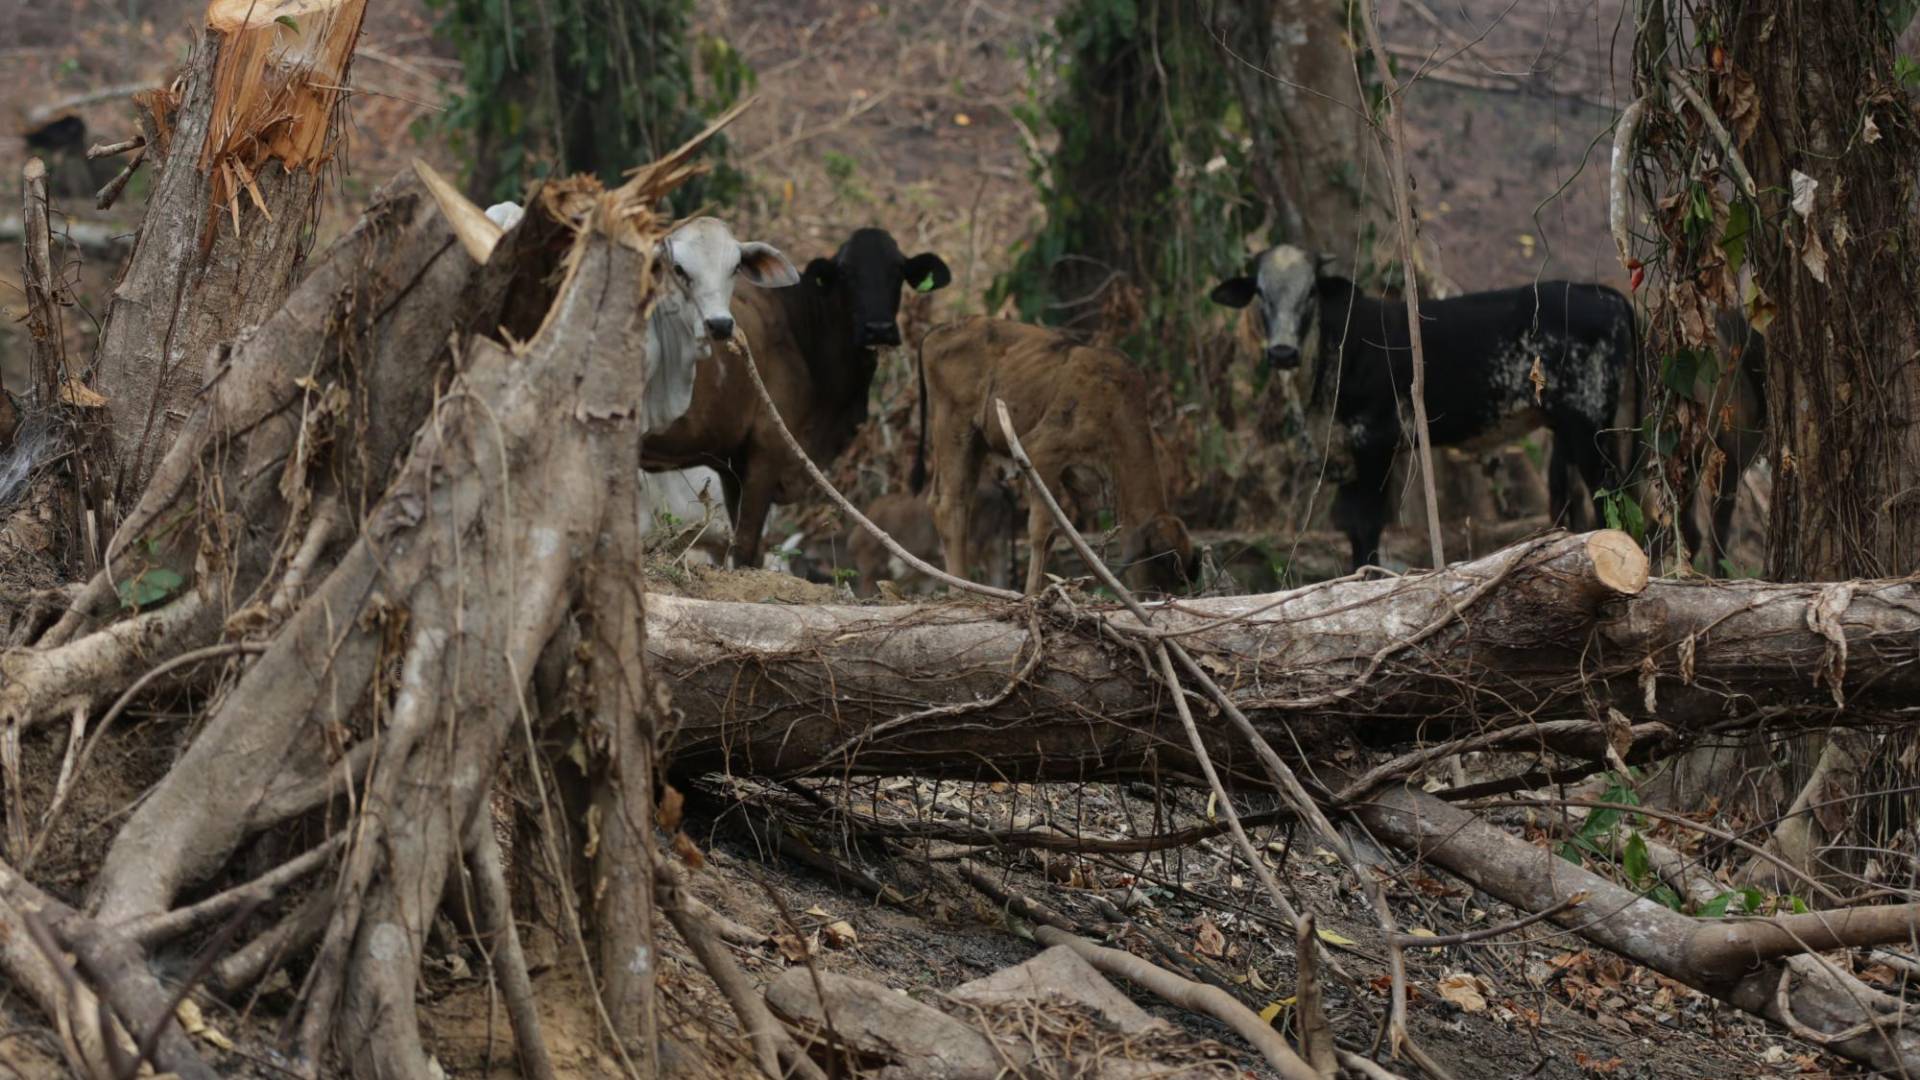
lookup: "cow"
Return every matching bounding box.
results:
[1674,311,1768,576]
[913,316,1198,595]
[845,482,1017,596]
[638,465,734,566]
[642,227,953,568]
[1209,245,1632,570]
[482,201,800,432]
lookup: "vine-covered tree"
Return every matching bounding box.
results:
[428,0,752,208]
[1628,0,1920,886]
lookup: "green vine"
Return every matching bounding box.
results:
[993,0,1260,399]
[424,0,753,211]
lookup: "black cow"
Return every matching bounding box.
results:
[1673,311,1768,576]
[642,227,952,567]
[1210,245,1632,570]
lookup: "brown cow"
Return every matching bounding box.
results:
[912,316,1197,595]
[845,483,1016,596]
[642,227,951,568]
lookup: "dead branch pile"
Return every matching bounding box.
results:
[4,4,1920,1077]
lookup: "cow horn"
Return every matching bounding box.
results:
[413,158,503,266]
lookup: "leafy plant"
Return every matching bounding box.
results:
[117,566,184,612]
[1595,487,1647,543]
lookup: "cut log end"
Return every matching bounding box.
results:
[1585,530,1649,596]
[24,158,47,182]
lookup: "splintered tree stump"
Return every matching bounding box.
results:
[648,530,1920,781]
[89,0,368,510]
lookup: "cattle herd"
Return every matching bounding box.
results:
[479,198,1769,595]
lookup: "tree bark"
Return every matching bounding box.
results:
[647,531,1920,781]
[1214,0,1391,255]
[89,0,368,512]
[1698,2,1920,892]
[1721,2,1920,583]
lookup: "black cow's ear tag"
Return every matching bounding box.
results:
[916,274,937,293]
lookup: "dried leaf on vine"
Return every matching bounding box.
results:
[1713,66,1760,146]
[1801,227,1830,284]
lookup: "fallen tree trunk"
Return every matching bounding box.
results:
[649,531,1920,782]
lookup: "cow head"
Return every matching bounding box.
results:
[1121,511,1199,595]
[1208,245,1337,371]
[802,228,952,349]
[662,217,800,340]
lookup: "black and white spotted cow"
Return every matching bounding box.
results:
[1210,245,1632,570]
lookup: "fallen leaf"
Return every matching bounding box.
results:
[1407,927,1437,938]
[1575,1051,1625,1074]
[804,905,832,919]
[1437,971,1489,1013]
[1316,928,1357,947]
[1528,355,1546,404]
[1791,170,1819,217]
[672,832,705,869]
[773,933,814,963]
[1861,962,1900,987]
[1864,112,1882,143]
[657,785,685,831]
[823,920,858,948]
[1193,918,1227,958]
[1258,996,1295,1024]
[59,379,106,408]
[177,998,235,1051]
[952,112,972,126]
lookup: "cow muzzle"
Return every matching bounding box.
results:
[705,315,735,340]
[858,321,903,348]
[1265,344,1301,370]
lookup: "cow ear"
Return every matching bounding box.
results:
[804,257,841,291]
[737,242,800,288]
[903,253,952,293]
[1209,276,1258,308]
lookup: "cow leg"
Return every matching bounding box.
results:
[718,467,744,530]
[1547,438,1577,529]
[728,465,776,569]
[1704,455,1741,577]
[1022,498,1057,594]
[931,434,985,586]
[1563,420,1620,535]
[1330,449,1393,571]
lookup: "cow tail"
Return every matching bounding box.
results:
[910,332,931,495]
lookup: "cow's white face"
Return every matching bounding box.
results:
[1209,244,1322,371]
[662,217,800,340]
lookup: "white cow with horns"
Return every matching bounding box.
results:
[450,182,801,563]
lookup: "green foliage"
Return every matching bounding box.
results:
[424,0,751,210]
[117,567,183,612]
[992,0,1261,397]
[1596,486,1646,543]
[1897,55,1920,87]
[1556,774,1680,910]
